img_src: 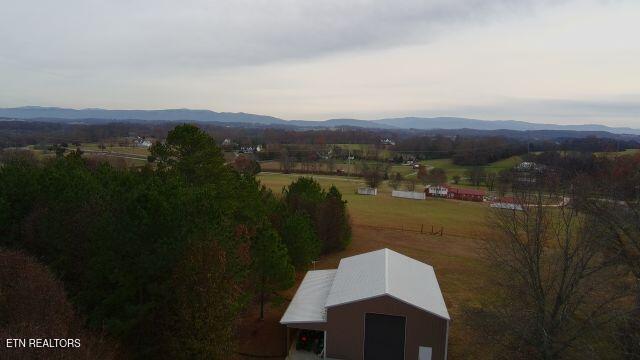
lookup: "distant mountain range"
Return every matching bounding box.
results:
[1,106,638,135]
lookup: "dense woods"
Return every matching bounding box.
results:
[0,124,351,358]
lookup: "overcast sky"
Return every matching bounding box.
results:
[1,0,639,126]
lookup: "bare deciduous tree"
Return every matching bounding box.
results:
[469,186,630,359]
[579,158,640,357]
[404,177,417,191]
[388,172,403,190]
[486,172,497,191]
[360,160,390,189]
[279,148,293,173]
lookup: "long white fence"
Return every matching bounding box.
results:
[490,202,524,211]
[392,190,426,200]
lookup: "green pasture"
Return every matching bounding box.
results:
[257,172,489,238]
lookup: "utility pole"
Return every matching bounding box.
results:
[347,150,351,176]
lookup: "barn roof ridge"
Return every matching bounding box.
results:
[281,248,450,325]
[325,248,450,320]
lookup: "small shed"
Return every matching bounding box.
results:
[357,187,378,196]
[281,249,450,360]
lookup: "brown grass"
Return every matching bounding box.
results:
[237,173,496,359]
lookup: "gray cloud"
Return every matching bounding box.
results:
[0,0,551,70]
[1,0,637,127]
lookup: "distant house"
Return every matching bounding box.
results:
[426,185,449,197]
[281,249,450,360]
[516,161,545,171]
[381,138,396,146]
[514,161,547,184]
[133,137,153,148]
[221,138,232,146]
[447,188,485,202]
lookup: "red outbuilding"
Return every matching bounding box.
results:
[447,187,485,202]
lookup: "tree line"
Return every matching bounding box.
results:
[0,124,351,359]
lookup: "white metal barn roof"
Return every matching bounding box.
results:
[280,249,450,325]
[280,269,337,324]
[326,249,450,320]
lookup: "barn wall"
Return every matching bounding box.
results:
[325,295,448,360]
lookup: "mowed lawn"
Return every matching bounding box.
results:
[238,172,496,359]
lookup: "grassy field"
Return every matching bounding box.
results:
[258,172,488,236]
[260,154,523,187]
[422,155,523,182]
[596,148,640,157]
[16,144,150,167]
[80,142,151,156]
[331,143,394,159]
[238,172,495,359]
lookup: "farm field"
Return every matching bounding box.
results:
[422,155,522,181]
[260,154,523,189]
[80,142,151,156]
[330,143,394,159]
[260,159,418,177]
[259,159,360,175]
[16,144,150,167]
[596,148,640,157]
[258,172,489,236]
[239,172,496,359]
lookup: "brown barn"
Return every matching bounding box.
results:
[281,249,450,360]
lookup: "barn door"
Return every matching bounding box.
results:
[363,313,406,360]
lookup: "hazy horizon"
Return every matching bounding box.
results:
[1,0,639,127]
[2,104,640,129]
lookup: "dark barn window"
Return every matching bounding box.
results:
[364,313,406,360]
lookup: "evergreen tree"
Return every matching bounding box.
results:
[251,227,295,320]
[280,213,321,269]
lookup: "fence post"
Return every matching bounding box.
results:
[421,224,424,234]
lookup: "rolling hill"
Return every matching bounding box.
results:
[0,106,638,135]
